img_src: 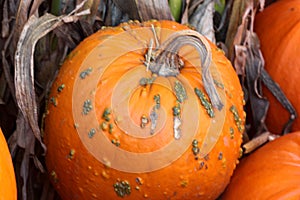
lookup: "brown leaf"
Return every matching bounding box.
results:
[244,33,269,135]
[40,178,57,200]
[225,0,245,60]
[188,0,215,43]
[181,0,191,24]
[11,3,90,200]
[228,0,296,137]
[79,0,102,24]
[102,0,128,26]
[29,0,45,16]
[113,0,174,21]
[14,2,90,153]
[136,0,174,21]
[15,14,64,153]
[21,150,31,200]
[1,0,10,38]
[1,52,16,103]
[1,0,31,104]
[187,0,204,15]
[8,112,36,200]
[257,0,265,11]
[224,0,272,137]
[112,0,140,20]
[261,69,297,134]
[34,36,66,94]
[234,45,247,75]
[12,0,36,52]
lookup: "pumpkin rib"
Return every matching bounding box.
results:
[267,188,300,200]
[222,132,300,200]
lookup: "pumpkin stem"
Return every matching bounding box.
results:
[148,30,223,110]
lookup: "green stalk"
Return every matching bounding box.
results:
[51,0,61,16]
[169,0,182,22]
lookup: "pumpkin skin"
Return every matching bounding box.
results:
[222,132,300,200]
[44,20,245,199]
[0,128,17,200]
[254,0,300,133]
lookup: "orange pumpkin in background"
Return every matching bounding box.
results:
[222,131,300,199]
[254,0,300,133]
[44,20,245,199]
[0,128,17,200]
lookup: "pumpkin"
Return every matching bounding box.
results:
[222,131,300,199]
[254,0,300,133]
[44,20,245,199]
[0,128,17,200]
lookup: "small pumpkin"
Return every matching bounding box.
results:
[254,0,300,133]
[222,132,300,199]
[0,128,17,200]
[44,20,245,199]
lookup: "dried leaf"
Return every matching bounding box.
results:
[15,14,64,153]
[261,69,297,134]
[113,0,174,21]
[21,150,31,200]
[1,53,16,103]
[53,12,99,50]
[14,2,90,153]
[257,0,265,11]
[11,3,90,199]
[234,45,247,75]
[244,33,269,134]
[29,0,45,16]
[32,155,45,173]
[181,0,190,24]
[188,0,216,43]
[1,0,10,38]
[231,5,251,74]
[40,178,57,200]
[8,112,36,200]
[225,0,245,60]
[102,0,129,26]
[112,0,140,20]
[1,1,27,107]
[228,0,295,135]
[53,23,84,48]
[227,0,269,136]
[77,0,102,24]
[135,0,174,21]
[13,0,36,52]
[34,36,64,94]
[188,0,204,15]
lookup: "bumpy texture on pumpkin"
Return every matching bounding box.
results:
[255,0,300,133]
[222,132,300,199]
[0,128,17,200]
[44,20,245,199]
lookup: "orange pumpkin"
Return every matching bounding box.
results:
[0,128,17,200]
[44,20,245,199]
[222,131,300,199]
[254,0,300,133]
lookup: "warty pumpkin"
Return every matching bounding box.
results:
[0,128,17,200]
[254,0,300,133]
[222,131,300,199]
[44,20,245,199]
